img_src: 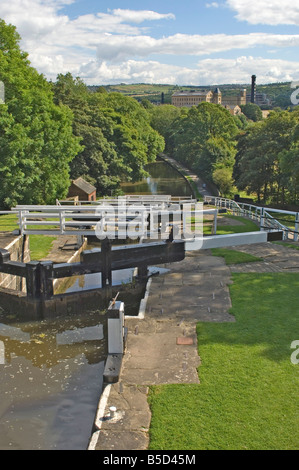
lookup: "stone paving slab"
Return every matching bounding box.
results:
[42,235,85,263]
[229,242,299,273]
[93,249,235,451]
[121,321,200,386]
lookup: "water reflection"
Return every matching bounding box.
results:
[121,160,193,197]
[0,310,106,450]
[63,268,135,294]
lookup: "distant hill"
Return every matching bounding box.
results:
[88,82,294,109]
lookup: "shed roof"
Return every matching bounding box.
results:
[72,177,96,194]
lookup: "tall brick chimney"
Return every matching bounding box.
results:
[251,75,256,104]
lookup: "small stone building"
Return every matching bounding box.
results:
[68,177,97,202]
[223,104,242,115]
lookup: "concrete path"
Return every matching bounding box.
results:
[91,249,234,451]
[229,242,299,273]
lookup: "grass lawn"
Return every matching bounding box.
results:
[272,241,299,251]
[211,248,263,265]
[0,214,56,260]
[216,215,259,235]
[0,214,19,232]
[29,235,56,260]
[203,214,259,236]
[148,272,299,450]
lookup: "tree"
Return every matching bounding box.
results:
[92,92,165,183]
[278,109,299,203]
[212,167,234,197]
[149,104,180,153]
[53,73,120,195]
[0,20,81,208]
[53,77,165,195]
[241,103,263,122]
[169,102,238,184]
[234,109,299,204]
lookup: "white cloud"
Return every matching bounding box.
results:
[94,32,299,63]
[77,56,299,86]
[0,0,298,86]
[206,3,220,8]
[108,9,175,23]
[0,1,176,80]
[195,56,299,85]
[226,0,299,25]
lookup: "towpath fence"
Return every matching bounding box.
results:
[205,196,299,241]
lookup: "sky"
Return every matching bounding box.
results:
[0,0,299,86]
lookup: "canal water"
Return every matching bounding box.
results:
[0,310,106,450]
[121,159,193,197]
[0,158,190,450]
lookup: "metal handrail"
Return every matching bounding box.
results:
[204,196,299,241]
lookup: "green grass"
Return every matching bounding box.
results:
[272,241,299,251]
[148,272,299,450]
[211,248,263,265]
[0,214,19,232]
[29,235,56,260]
[0,213,56,260]
[216,215,259,234]
[202,214,259,236]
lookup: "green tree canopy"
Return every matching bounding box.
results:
[169,102,239,186]
[241,103,263,122]
[53,75,165,195]
[234,109,299,204]
[0,20,81,208]
[149,104,181,153]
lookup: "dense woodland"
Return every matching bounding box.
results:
[1,19,299,209]
[0,20,164,207]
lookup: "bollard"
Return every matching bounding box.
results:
[0,249,10,264]
[104,300,125,383]
[107,300,125,354]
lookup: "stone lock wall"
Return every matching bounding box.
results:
[0,235,30,292]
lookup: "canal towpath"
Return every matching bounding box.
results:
[159,154,216,200]
[90,240,299,451]
[89,247,234,451]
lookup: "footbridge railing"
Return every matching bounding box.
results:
[204,196,298,241]
[11,202,218,240]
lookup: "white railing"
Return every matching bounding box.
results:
[204,196,298,241]
[14,205,149,237]
[10,203,217,241]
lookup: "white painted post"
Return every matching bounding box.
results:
[212,209,218,235]
[183,210,187,237]
[260,208,265,231]
[59,211,65,234]
[107,301,125,355]
[18,210,23,235]
[0,340,5,365]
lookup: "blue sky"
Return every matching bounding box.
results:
[0,0,298,85]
